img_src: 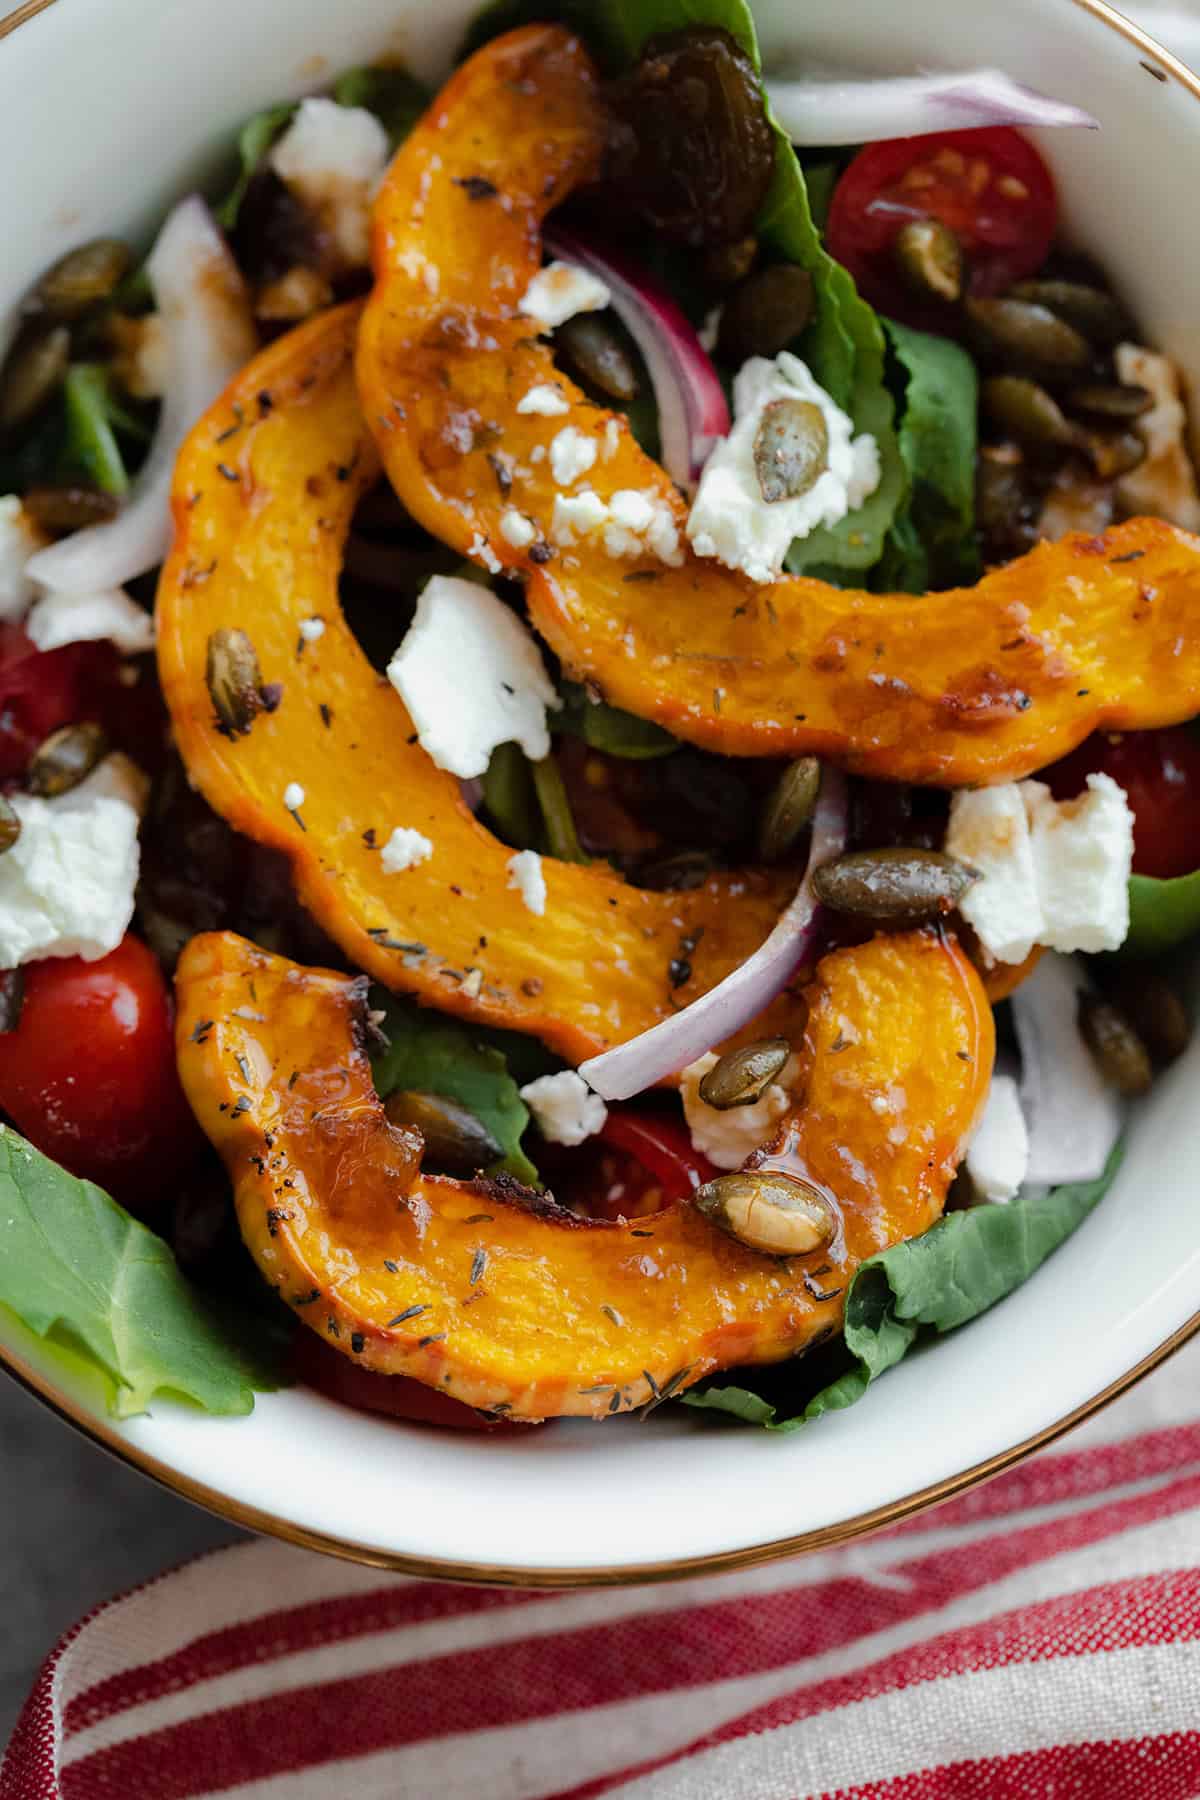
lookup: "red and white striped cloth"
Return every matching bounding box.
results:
[6,1335,1200,1799]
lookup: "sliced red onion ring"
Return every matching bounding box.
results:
[1011,952,1122,1187]
[580,768,848,1103]
[544,226,729,490]
[766,68,1098,147]
[26,197,256,594]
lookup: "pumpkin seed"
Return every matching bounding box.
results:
[717,264,814,364]
[965,297,1091,377]
[981,376,1080,449]
[1065,382,1152,421]
[555,314,638,403]
[22,483,120,534]
[34,238,131,320]
[694,1170,834,1256]
[383,1089,502,1175]
[1079,429,1145,480]
[0,794,20,855]
[757,756,821,862]
[634,848,718,891]
[812,846,977,927]
[0,323,70,430]
[701,235,758,288]
[1100,967,1190,1066]
[27,721,108,797]
[894,217,962,303]
[752,398,828,503]
[206,627,265,738]
[976,443,1037,557]
[1007,279,1130,347]
[698,1037,791,1110]
[1077,993,1152,1096]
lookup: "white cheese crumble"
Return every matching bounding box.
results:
[0,758,144,967]
[517,384,570,417]
[506,848,546,916]
[380,826,433,873]
[499,509,536,548]
[0,496,44,622]
[518,261,611,331]
[269,97,389,271]
[1113,343,1200,531]
[680,1051,798,1171]
[387,573,560,780]
[686,351,881,583]
[470,532,502,576]
[550,486,683,566]
[602,418,621,460]
[298,616,326,643]
[965,1074,1029,1203]
[25,587,155,655]
[283,782,306,813]
[519,1069,607,1146]
[549,426,596,487]
[946,772,1133,964]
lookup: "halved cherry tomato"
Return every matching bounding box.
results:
[0,931,199,1211]
[539,1106,716,1223]
[293,1328,531,1430]
[1045,726,1200,880]
[0,625,164,783]
[826,127,1057,328]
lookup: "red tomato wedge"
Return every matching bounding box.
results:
[1046,726,1200,880]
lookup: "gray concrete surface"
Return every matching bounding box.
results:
[0,1373,241,1747]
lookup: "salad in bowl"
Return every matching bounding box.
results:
[0,0,1198,1452]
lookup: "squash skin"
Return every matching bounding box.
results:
[155,301,805,1067]
[175,928,993,1420]
[358,25,1200,787]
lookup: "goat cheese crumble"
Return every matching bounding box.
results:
[499,509,536,548]
[686,352,881,583]
[550,487,683,565]
[549,426,596,487]
[298,616,326,643]
[387,574,560,780]
[269,98,389,271]
[506,848,547,916]
[517,384,570,417]
[519,1069,607,1146]
[283,782,306,813]
[965,1073,1029,1203]
[947,773,1133,964]
[518,261,611,331]
[380,827,434,873]
[0,496,44,622]
[25,587,155,655]
[680,1051,799,1170]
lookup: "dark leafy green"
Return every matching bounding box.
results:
[370,996,542,1183]
[216,102,297,232]
[61,365,129,496]
[1124,870,1200,956]
[482,740,542,850]
[555,681,678,759]
[878,319,980,591]
[685,1146,1125,1429]
[0,1129,280,1417]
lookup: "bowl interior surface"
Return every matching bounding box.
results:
[1,0,1198,1580]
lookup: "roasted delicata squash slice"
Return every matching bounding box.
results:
[358,24,1200,787]
[175,928,993,1419]
[156,302,806,1066]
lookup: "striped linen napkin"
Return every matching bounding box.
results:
[5,1332,1200,1799]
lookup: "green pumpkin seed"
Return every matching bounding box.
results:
[753,398,828,504]
[965,297,1091,377]
[1008,279,1130,347]
[1065,382,1152,421]
[384,1089,502,1175]
[0,794,20,855]
[717,264,814,364]
[757,756,821,862]
[981,376,1080,449]
[1077,993,1152,1096]
[976,443,1037,557]
[555,314,638,403]
[812,847,977,927]
[694,1170,834,1256]
[206,627,266,738]
[27,722,108,797]
[1100,967,1190,1066]
[893,218,962,304]
[35,238,132,320]
[635,848,718,891]
[22,483,120,534]
[698,1037,791,1110]
[0,324,70,430]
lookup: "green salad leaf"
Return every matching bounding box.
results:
[555,681,678,760]
[369,995,546,1183]
[878,319,980,592]
[685,1145,1125,1430]
[61,365,130,496]
[1124,869,1200,956]
[0,1128,280,1417]
[332,66,430,145]
[216,102,298,231]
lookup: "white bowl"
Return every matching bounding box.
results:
[2,0,1199,1585]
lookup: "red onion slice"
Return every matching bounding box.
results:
[580,768,848,1102]
[26,197,256,594]
[544,226,729,490]
[766,68,1098,147]
[1011,952,1122,1187]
